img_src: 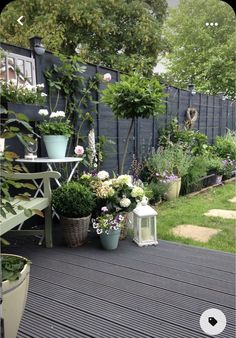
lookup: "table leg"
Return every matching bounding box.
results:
[67,161,80,182]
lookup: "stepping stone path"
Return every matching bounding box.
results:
[172,225,220,243]
[204,209,236,219]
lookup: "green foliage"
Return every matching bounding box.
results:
[144,181,168,204]
[213,130,236,160]
[163,0,236,99]
[145,144,192,180]
[44,54,98,147]
[206,156,224,175]
[181,155,208,194]
[38,120,73,137]
[102,73,165,120]
[0,0,167,75]
[52,181,96,218]
[0,110,38,217]
[159,119,209,155]
[0,81,46,105]
[1,255,29,281]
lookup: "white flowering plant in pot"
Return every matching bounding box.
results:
[1,79,47,105]
[37,110,73,137]
[80,171,145,214]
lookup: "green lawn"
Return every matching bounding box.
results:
[157,183,236,253]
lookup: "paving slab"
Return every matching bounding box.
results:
[172,224,220,243]
[204,209,236,219]
[228,197,236,203]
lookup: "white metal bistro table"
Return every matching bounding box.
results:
[16,157,82,192]
[15,157,83,226]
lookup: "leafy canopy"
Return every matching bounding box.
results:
[0,0,167,75]
[162,0,236,98]
[102,73,166,119]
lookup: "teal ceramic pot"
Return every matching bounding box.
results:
[100,228,121,250]
[43,135,69,159]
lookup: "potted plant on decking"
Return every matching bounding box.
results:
[92,207,125,250]
[52,181,96,247]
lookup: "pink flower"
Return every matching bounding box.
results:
[103,73,112,82]
[74,145,84,156]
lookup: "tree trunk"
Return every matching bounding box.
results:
[120,118,134,174]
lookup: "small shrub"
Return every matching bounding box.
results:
[144,181,168,204]
[52,181,96,218]
[213,130,236,160]
[145,144,192,181]
[181,155,208,194]
[159,119,209,155]
[206,156,224,175]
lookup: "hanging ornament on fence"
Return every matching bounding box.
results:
[185,107,198,129]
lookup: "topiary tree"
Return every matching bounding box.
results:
[102,73,166,174]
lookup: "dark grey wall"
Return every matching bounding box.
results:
[1,42,235,174]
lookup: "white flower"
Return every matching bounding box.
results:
[41,92,47,97]
[55,111,65,118]
[38,109,49,116]
[120,197,131,208]
[88,128,96,165]
[97,228,103,234]
[97,170,109,180]
[49,112,57,118]
[36,83,45,88]
[131,186,144,198]
[114,174,133,187]
[103,73,112,82]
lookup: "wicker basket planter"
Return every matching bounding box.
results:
[60,214,91,247]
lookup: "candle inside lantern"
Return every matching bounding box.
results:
[141,227,151,240]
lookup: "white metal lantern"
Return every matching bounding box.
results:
[133,200,158,247]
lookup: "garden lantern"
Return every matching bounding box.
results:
[133,200,158,247]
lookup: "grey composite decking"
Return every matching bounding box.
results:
[3,236,236,338]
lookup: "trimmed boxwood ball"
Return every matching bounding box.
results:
[52,181,96,218]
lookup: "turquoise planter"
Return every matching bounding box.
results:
[43,135,69,159]
[100,228,121,250]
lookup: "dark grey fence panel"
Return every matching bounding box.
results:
[1,42,236,174]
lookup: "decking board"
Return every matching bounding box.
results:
[2,236,235,338]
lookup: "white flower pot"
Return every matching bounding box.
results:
[2,254,30,338]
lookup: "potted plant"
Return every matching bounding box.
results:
[0,76,47,120]
[80,171,145,239]
[92,207,125,250]
[52,181,96,247]
[145,144,192,200]
[1,253,31,338]
[102,72,165,174]
[206,156,224,185]
[37,109,73,158]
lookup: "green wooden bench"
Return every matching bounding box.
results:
[0,171,61,248]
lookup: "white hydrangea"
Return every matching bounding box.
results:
[114,174,133,187]
[131,186,144,198]
[41,92,47,97]
[38,109,49,116]
[97,170,109,180]
[120,197,131,208]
